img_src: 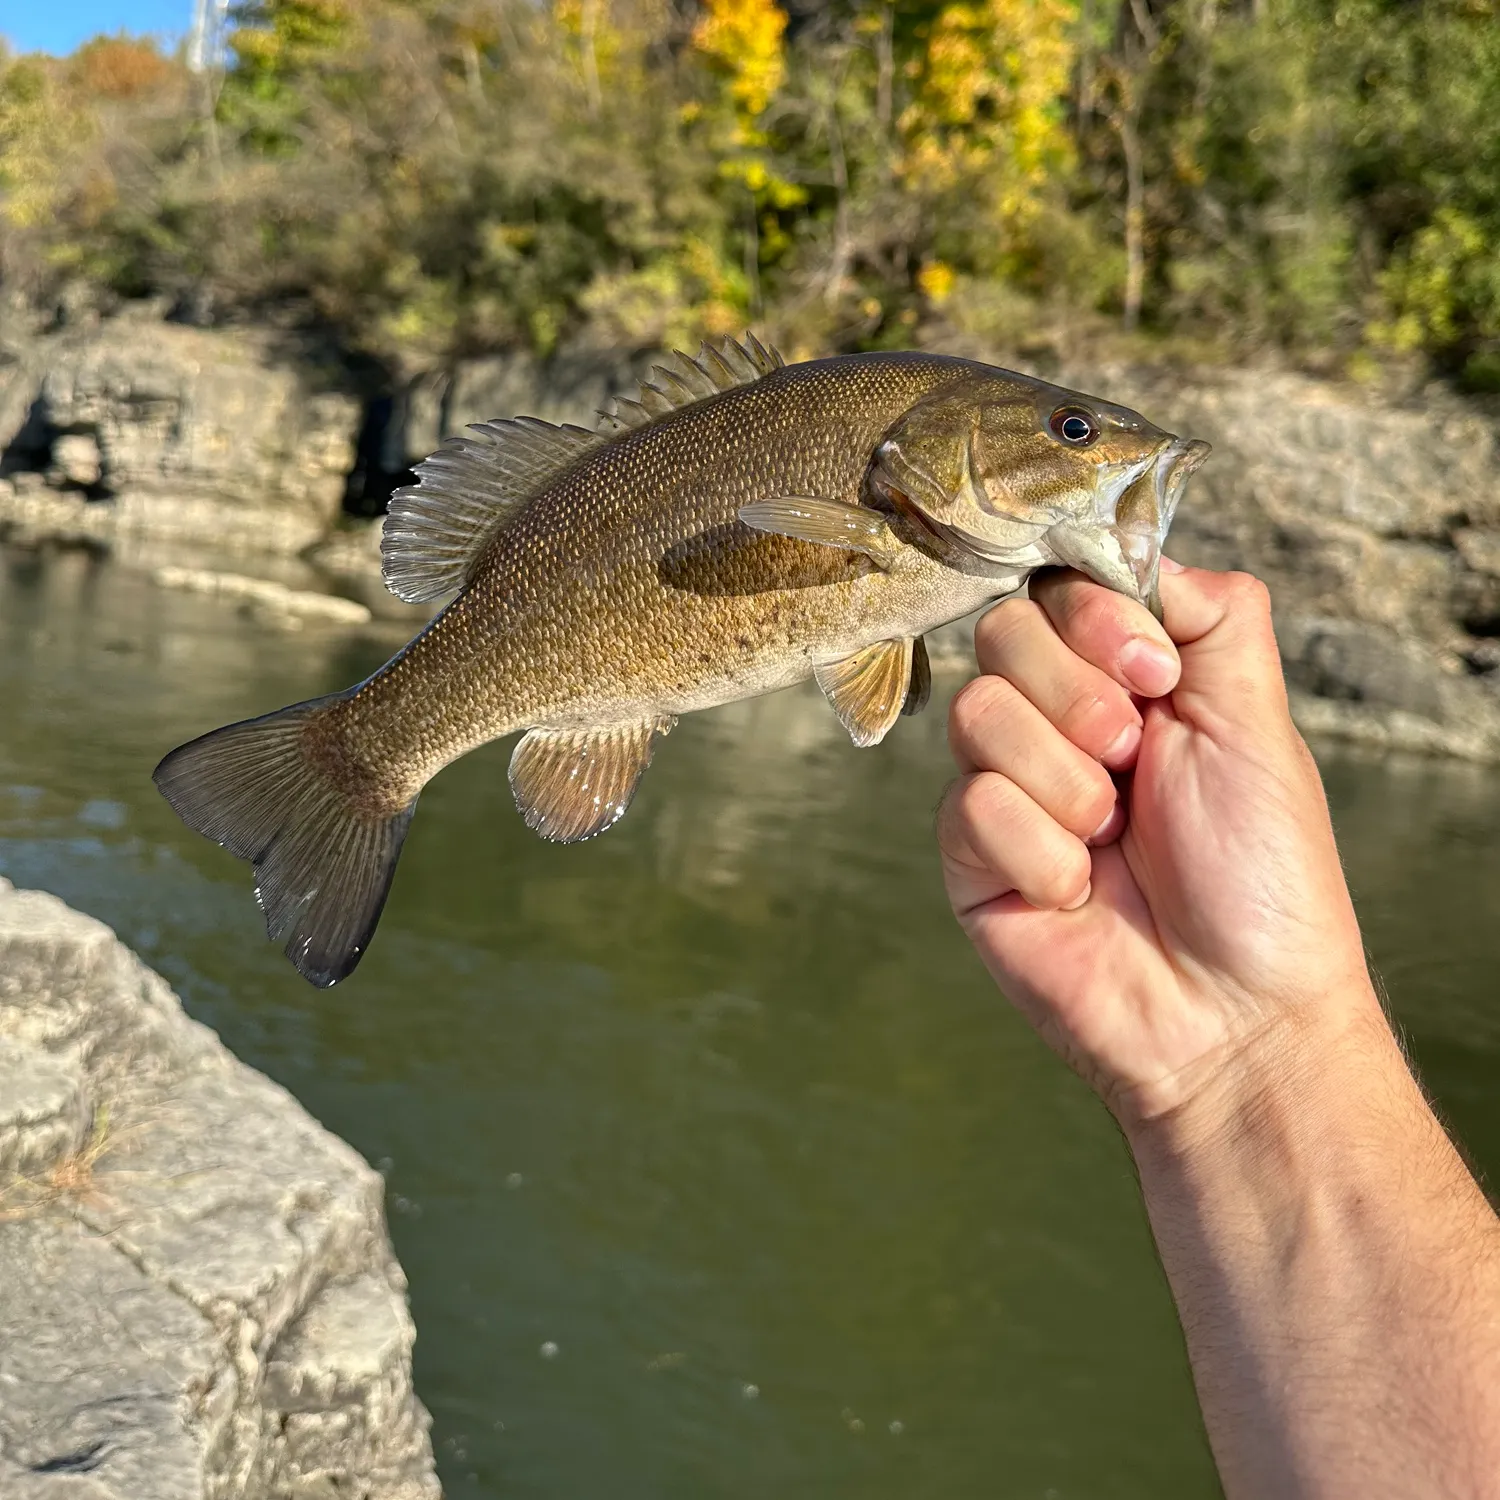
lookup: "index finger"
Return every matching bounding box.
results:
[1028,567,1182,699]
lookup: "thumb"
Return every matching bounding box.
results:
[1155,562,1291,742]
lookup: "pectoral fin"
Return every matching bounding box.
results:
[902,635,932,717]
[509,718,675,842]
[738,497,901,569]
[815,638,915,748]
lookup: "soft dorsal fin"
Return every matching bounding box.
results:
[382,418,604,604]
[598,333,785,433]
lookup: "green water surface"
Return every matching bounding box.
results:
[2,542,1497,1500]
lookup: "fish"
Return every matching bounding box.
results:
[154,336,1210,987]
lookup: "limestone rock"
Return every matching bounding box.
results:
[0,1039,90,1177]
[151,566,374,631]
[0,880,439,1500]
[1456,528,1500,578]
[49,433,103,489]
[405,345,640,458]
[0,317,357,556]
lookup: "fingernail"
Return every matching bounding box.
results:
[1102,721,1141,769]
[1159,555,1185,574]
[1062,882,1091,912]
[1120,639,1178,696]
[1086,803,1121,846]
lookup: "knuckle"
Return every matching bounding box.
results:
[1071,590,1122,637]
[949,674,1020,749]
[953,770,1004,837]
[1056,680,1123,748]
[1224,571,1272,615]
[1027,841,1091,909]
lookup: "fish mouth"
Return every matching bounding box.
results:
[1047,436,1211,621]
[1140,436,1211,617]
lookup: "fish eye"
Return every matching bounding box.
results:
[1049,407,1099,447]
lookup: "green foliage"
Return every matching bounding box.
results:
[1,0,1498,383]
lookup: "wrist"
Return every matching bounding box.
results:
[1119,984,1402,1173]
[1120,983,1500,1498]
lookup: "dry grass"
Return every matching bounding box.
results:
[0,1106,115,1223]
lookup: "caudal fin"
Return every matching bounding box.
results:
[153,695,417,987]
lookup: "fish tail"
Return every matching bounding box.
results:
[153,693,417,987]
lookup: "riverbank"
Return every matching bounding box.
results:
[0,879,439,1498]
[5,530,1499,1496]
[3,311,1499,759]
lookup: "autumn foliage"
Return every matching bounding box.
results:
[1,0,1498,389]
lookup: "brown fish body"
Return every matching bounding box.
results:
[155,339,1210,985]
[336,351,1004,801]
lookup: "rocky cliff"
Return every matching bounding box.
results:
[3,315,1499,758]
[0,313,357,556]
[0,879,439,1500]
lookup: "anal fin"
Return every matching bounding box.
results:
[815,639,915,748]
[738,496,901,569]
[509,718,675,842]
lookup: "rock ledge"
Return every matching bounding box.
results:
[0,879,439,1499]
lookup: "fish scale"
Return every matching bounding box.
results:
[154,337,1209,985]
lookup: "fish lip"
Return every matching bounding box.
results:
[1155,436,1211,535]
[1135,436,1211,617]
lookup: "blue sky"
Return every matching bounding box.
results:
[0,0,190,56]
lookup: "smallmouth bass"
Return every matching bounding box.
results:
[155,336,1210,985]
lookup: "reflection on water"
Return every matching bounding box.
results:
[3,542,1498,1500]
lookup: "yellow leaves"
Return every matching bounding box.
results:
[718,154,805,209]
[917,260,957,305]
[1370,208,1500,353]
[690,0,801,231]
[899,0,1077,242]
[0,57,95,231]
[228,0,356,79]
[692,0,788,119]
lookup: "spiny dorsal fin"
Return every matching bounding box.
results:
[598,333,786,433]
[382,418,604,604]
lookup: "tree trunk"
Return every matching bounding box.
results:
[1120,102,1145,332]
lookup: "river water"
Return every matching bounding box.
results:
[2,541,1498,1499]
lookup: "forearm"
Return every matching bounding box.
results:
[1127,995,1500,1499]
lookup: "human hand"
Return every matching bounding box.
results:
[938,562,1378,1126]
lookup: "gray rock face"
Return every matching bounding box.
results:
[0,880,439,1500]
[0,317,357,556]
[402,345,642,460]
[0,1039,90,1176]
